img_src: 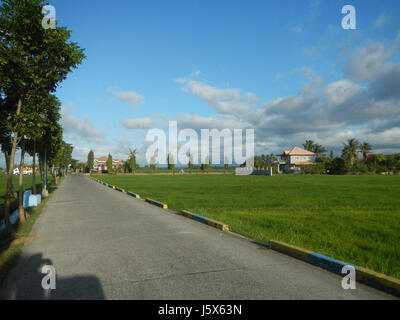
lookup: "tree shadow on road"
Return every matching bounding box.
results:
[0,253,105,300]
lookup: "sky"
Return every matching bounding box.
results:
[10,0,400,166]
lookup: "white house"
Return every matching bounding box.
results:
[277,147,316,173]
[93,157,123,171]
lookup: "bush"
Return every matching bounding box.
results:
[301,164,326,174]
[330,158,348,175]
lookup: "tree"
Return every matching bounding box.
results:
[330,157,348,175]
[150,156,156,170]
[342,138,360,166]
[201,155,210,171]
[87,150,94,173]
[106,154,113,173]
[313,144,327,160]
[188,153,194,169]
[128,148,137,172]
[0,0,85,234]
[359,142,372,160]
[168,153,175,170]
[303,140,315,152]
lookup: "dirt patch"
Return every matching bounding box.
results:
[11,236,36,246]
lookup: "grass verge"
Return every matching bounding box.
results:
[0,176,65,287]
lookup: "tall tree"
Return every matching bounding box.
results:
[150,156,156,170]
[188,153,194,169]
[313,144,327,160]
[359,142,372,160]
[303,140,315,152]
[342,138,360,166]
[0,0,85,234]
[106,154,113,173]
[87,150,94,173]
[128,148,137,172]
[167,153,175,170]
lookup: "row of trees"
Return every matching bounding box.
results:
[0,0,85,234]
[301,139,400,174]
[85,150,228,173]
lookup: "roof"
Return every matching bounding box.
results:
[95,157,123,164]
[367,154,386,160]
[278,147,315,156]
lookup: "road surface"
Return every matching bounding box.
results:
[0,174,394,299]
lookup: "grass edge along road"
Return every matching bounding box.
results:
[0,176,64,287]
[93,174,400,280]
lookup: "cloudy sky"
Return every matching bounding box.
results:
[32,0,400,165]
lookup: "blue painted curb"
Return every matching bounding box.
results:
[308,252,357,275]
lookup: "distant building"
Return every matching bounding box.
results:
[277,147,316,173]
[93,157,123,171]
[13,167,33,175]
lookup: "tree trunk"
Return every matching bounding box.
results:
[18,139,27,225]
[4,151,19,201]
[39,157,43,191]
[4,98,23,234]
[32,139,37,194]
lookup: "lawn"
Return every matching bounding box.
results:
[0,175,42,219]
[93,174,400,279]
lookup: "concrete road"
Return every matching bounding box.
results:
[0,174,394,299]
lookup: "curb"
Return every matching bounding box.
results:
[356,267,400,297]
[145,199,168,209]
[91,177,140,198]
[269,240,311,262]
[269,240,400,297]
[178,210,229,232]
[127,192,140,199]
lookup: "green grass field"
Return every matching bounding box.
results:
[93,174,400,279]
[0,176,44,219]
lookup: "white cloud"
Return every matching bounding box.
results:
[121,117,156,129]
[180,114,247,131]
[245,92,260,103]
[61,105,106,144]
[373,15,388,29]
[344,42,391,82]
[176,79,253,115]
[107,87,145,109]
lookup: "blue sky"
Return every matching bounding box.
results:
[41,0,400,165]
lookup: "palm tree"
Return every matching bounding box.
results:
[342,139,360,166]
[359,142,372,160]
[303,140,315,152]
[312,144,327,160]
[128,148,137,172]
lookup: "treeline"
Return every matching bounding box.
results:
[301,139,400,175]
[0,0,85,233]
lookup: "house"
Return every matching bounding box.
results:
[93,157,123,171]
[277,147,316,173]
